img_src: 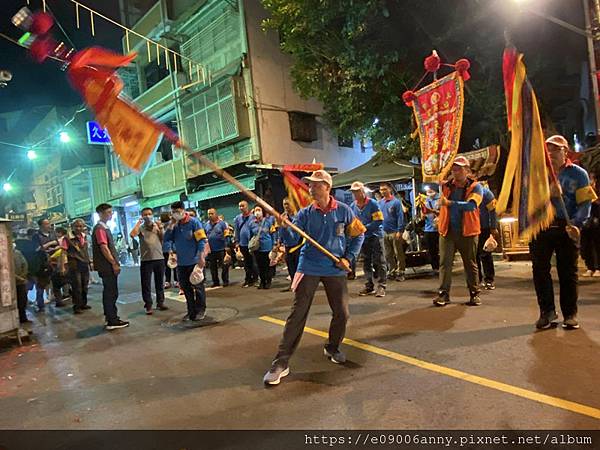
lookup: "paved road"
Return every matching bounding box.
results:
[1,261,600,429]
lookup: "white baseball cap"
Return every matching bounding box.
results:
[303,169,333,187]
[545,135,569,149]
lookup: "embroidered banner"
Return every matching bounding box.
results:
[411,72,465,183]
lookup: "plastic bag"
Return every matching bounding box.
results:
[189,264,205,285]
[167,253,177,269]
[483,235,498,252]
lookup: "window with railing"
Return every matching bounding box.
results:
[180,2,243,76]
[180,78,238,152]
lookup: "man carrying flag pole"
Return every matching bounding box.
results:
[497,48,597,330]
[530,136,596,330]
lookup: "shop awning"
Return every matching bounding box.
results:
[187,175,256,203]
[332,154,420,188]
[140,192,182,210]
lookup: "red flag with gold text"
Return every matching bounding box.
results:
[410,72,465,183]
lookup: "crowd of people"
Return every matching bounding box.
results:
[9,134,600,386]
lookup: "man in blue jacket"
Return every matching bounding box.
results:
[531,135,597,330]
[164,201,208,321]
[477,183,498,290]
[423,185,440,272]
[263,170,365,386]
[350,181,386,297]
[234,200,258,287]
[378,182,406,281]
[205,208,231,288]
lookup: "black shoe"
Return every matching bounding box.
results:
[156,304,169,311]
[324,346,346,364]
[466,294,482,306]
[264,283,271,289]
[81,305,92,310]
[55,301,66,307]
[106,320,129,330]
[20,318,32,324]
[535,310,558,329]
[222,283,229,287]
[145,307,153,315]
[190,311,206,321]
[562,316,580,330]
[210,283,220,288]
[73,308,83,315]
[257,285,264,290]
[359,287,376,296]
[433,291,450,307]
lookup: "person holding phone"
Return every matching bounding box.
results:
[131,208,168,315]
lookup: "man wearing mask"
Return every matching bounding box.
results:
[530,135,597,330]
[131,208,168,315]
[234,200,258,287]
[205,208,231,288]
[423,185,440,273]
[31,219,60,311]
[63,219,92,315]
[164,201,208,321]
[434,156,483,307]
[477,182,499,290]
[350,181,387,297]
[92,203,128,330]
[279,198,303,292]
[378,183,406,281]
[264,170,365,386]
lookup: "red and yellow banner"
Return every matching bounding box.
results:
[68,48,176,172]
[410,72,465,183]
[282,170,312,213]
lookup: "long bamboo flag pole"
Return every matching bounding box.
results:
[180,144,342,266]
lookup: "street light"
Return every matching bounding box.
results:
[59,131,71,143]
[2,182,12,192]
[27,149,37,160]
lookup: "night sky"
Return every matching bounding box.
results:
[0,0,122,111]
[0,0,589,186]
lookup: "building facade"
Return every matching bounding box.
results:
[112,0,374,224]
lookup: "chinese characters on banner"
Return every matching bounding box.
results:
[410,72,465,183]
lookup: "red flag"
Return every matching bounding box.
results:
[68,48,178,171]
[282,170,312,212]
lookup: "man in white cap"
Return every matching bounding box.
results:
[263,170,366,386]
[530,135,596,330]
[349,181,387,297]
[434,155,484,307]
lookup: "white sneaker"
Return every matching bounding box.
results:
[583,269,594,277]
[593,270,600,278]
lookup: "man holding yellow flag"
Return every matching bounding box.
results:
[499,48,597,330]
[530,136,596,330]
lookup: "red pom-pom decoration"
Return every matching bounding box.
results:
[30,12,54,36]
[455,58,471,81]
[29,38,54,63]
[424,50,441,73]
[402,90,417,107]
